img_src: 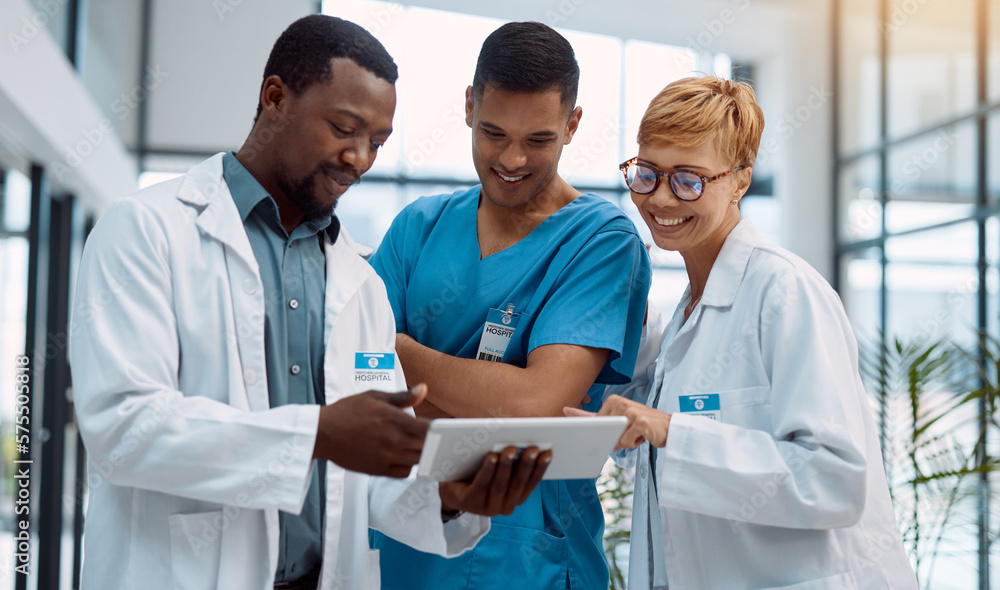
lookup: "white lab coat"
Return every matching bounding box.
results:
[69,154,489,590]
[610,220,916,589]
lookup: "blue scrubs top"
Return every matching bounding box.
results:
[369,186,651,590]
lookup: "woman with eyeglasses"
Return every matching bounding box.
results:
[567,76,916,589]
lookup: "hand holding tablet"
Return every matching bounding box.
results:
[418,416,628,482]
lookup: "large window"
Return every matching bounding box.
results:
[836,0,999,586]
[317,0,778,316]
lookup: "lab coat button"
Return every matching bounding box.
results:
[289,299,299,309]
[290,364,301,375]
[244,370,257,385]
[329,482,342,497]
[242,279,257,295]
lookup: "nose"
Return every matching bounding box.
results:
[342,138,372,171]
[645,179,680,205]
[498,141,527,171]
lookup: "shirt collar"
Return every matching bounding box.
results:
[222,151,340,243]
[700,218,761,308]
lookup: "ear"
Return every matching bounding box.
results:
[734,166,753,198]
[260,74,288,123]
[562,106,583,145]
[465,85,474,128]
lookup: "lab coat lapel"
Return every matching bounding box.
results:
[177,153,270,413]
[322,225,375,349]
[657,220,761,399]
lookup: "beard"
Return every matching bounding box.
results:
[275,160,358,223]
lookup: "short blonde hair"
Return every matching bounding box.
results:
[637,76,764,168]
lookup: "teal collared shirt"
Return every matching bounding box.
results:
[223,152,336,583]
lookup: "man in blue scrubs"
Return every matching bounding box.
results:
[369,21,651,590]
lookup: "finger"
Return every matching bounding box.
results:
[381,384,427,408]
[462,453,499,510]
[486,447,517,515]
[517,450,551,505]
[563,407,595,417]
[389,409,431,442]
[500,446,537,514]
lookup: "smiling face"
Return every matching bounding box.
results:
[632,140,750,258]
[256,57,396,224]
[465,85,581,210]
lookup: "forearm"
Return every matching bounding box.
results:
[396,334,596,418]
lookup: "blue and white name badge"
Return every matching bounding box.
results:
[678,394,721,421]
[476,305,521,363]
[354,353,395,384]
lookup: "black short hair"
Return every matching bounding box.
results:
[254,15,398,121]
[472,21,579,111]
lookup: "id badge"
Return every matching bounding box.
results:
[354,352,395,386]
[476,304,521,363]
[678,394,721,421]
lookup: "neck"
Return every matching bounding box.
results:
[235,131,303,234]
[679,215,741,302]
[479,175,580,238]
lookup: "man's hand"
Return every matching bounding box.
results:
[313,384,431,478]
[564,394,671,449]
[438,446,551,517]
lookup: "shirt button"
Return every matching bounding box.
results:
[244,370,257,385]
[290,364,301,375]
[289,299,299,309]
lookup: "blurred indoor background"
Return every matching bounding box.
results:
[0,0,997,588]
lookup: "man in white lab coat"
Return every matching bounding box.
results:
[69,15,548,590]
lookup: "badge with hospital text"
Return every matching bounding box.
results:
[678,394,721,421]
[354,353,395,385]
[475,305,521,363]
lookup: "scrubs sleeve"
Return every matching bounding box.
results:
[370,212,410,334]
[527,228,651,385]
[659,267,870,529]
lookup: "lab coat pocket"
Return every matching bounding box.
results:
[716,385,771,431]
[764,571,857,590]
[168,511,223,590]
[367,549,381,590]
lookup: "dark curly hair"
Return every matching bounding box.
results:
[254,14,398,122]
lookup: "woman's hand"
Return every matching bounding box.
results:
[564,394,671,449]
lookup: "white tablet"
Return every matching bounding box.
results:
[417,416,627,482]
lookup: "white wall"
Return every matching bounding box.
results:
[144,0,317,154]
[0,0,137,212]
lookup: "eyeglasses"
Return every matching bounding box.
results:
[619,157,746,201]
